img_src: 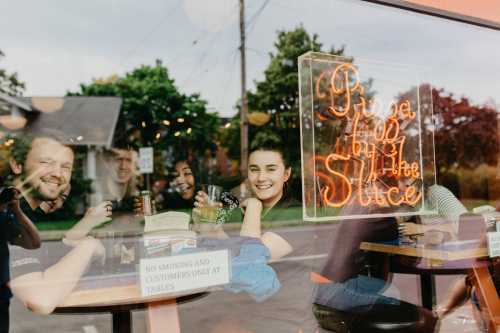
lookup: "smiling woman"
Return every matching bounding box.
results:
[247,143,292,212]
[230,138,300,259]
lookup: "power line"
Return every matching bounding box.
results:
[177,2,240,87]
[246,0,270,36]
[215,48,239,109]
[119,0,183,69]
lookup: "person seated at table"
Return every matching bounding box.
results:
[434,215,494,323]
[7,134,105,315]
[0,185,40,333]
[187,138,318,333]
[397,184,468,240]
[312,180,439,333]
[194,138,296,259]
[93,145,139,213]
[163,158,199,211]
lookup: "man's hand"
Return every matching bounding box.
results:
[84,201,112,227]
[133,197,156,215]
[2,187,21,212]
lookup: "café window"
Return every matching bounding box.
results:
[0,1,499,333]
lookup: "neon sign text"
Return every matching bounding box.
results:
[314,63,422,208]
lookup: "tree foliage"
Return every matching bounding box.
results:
[220,26,345,179]
[70,60,219,159]
[0,50,25,96]
[433,88,498,168]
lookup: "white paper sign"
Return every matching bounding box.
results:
[139,250,230,297]
[144,211,190,233]
[139,147,154,174]
[487,232,500,257]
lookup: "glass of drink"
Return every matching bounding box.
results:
[200,185,222,223]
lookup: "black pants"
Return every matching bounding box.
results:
[0,300,9,333]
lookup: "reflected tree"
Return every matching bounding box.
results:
[69,60,220,178]
[0,50,25,96]
[220,26,346,182]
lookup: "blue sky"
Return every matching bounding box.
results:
[1,0,499,117]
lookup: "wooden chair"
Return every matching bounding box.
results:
[471,264,500,333]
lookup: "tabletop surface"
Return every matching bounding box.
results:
[360,240,488,261]
[57,274,209,309]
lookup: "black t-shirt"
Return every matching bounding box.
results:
[19,198,47,224]
[7,198,46,293]
[0,210,22,301]
[320,203,399,283]
[161,187,199,212]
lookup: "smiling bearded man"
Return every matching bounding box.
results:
[9,136,74,223]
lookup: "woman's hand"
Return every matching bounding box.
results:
[194,191,209,208]
[398,222,425,236]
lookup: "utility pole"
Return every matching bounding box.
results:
[239,0,248,178]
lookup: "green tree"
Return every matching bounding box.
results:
[220,26,345,181]
[0,50,25,96]
[70,60,220,164]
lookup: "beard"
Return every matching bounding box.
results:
[21,172,63,202]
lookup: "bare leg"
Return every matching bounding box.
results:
[435,277,469,317]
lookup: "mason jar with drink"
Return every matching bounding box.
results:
[199,185,222,223]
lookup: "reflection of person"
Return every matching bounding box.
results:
[164,160,198,210]
[7,136,105,315]
[237,143,296,259]
[189,140,310,333]
[0,187,40,333]
[94,147,139,212]
[9,137,74,223]
[194,141,296,258]
[313,188,438,332]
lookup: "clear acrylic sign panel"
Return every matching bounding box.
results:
[299,52,437,221]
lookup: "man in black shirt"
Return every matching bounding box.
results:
[7,136,105,317]
[0,188,40,333]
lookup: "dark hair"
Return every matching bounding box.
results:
[9,136,32,167]
[171,159,198,183]
[249,133,290,168]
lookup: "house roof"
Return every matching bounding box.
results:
[0,92,33,112]
[18,96,122,148]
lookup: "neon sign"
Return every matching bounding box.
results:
[299,52,435,221]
